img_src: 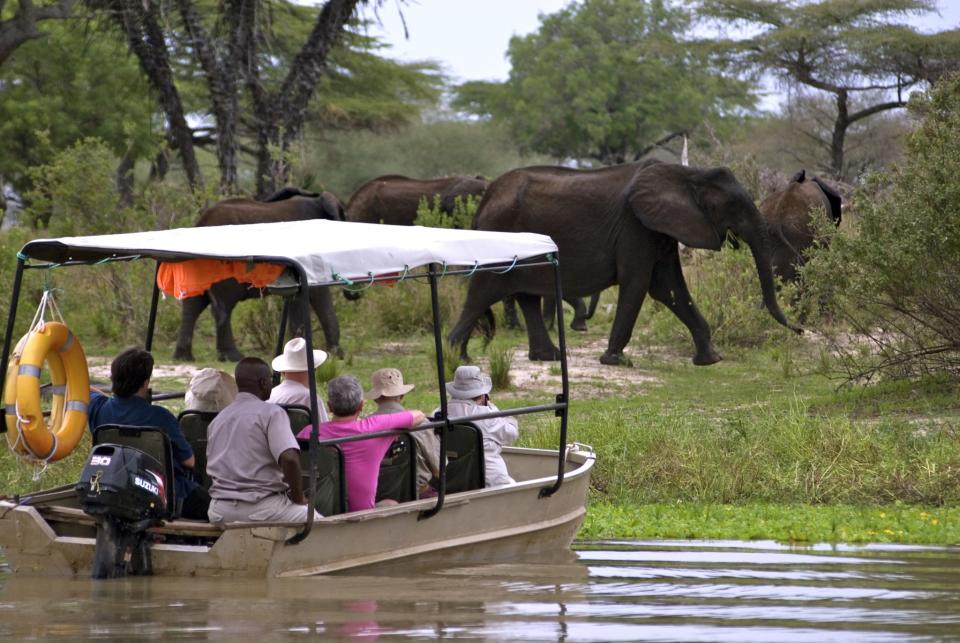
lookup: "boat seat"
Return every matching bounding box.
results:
[376,434,417,504]
[296,439,347,516]
[92,424,178,517]
[282,404,314,436]
[176,410,218,490]
[444,422,485,493]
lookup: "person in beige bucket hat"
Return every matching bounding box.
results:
[367,368,441,497]
[268,337,330,422]
[435,365,518,487]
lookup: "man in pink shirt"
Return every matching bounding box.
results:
[299,375,425,512]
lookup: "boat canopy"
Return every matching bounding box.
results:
[18,220,559,286]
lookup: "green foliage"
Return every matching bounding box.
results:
[24,138,129,234]
[0,21,157,195]
[307,119,544,199]
[454,0,753,164]
[581,502,960,544]
[802,73,960,381]
[414,194,478,229]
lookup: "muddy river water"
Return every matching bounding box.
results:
[1,539,959,641]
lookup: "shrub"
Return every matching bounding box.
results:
[803,74,960,382]
[413,194,478,229]
[487,341,513,390]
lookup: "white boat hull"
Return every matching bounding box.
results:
[0,446,594,578]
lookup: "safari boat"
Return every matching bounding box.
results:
[0,220,595,578]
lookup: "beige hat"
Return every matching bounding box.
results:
[271,337,328,373]
[446,365,491,399]
[366,368,415,399]
[185,368,238,412]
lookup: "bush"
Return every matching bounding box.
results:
[487,341,513,390]
[414,194,478,229]
[803,74,960,382]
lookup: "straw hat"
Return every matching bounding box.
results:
[366,368,415,399]
[446,365,492,400]
[271,337,328,373]
[185,368,238,412]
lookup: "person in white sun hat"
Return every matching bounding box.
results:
[268,337,329,422]
[367,368,442,497]
[435,365,518,488]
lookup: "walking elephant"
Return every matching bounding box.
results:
[759,169,842,283]
[345,174,488,226]
[448,162,798,366]
[173,188,346,362]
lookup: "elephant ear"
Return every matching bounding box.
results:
[626,166,723,250]
[811,177,842,226]
[789,169,806,184]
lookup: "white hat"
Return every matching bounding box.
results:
[366,368,415,399]
[271,337,328,373]
[185,368,238,412]
[446,365,492,400]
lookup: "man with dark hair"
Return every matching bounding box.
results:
[206,357,315,523]
[87,347,210,520]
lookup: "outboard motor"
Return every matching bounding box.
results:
[75,444,169,579]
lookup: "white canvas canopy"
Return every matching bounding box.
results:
[20,220,559,286]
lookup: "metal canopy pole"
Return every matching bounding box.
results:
[288,264,319,545]
[273,298,291,386]
[420,264,448,520]
[0,257,26,434]
[144,262,161,353]
[540,255,569,498]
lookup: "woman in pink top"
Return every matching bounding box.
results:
[299,375,425,512]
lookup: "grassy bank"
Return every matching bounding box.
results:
[2,274,959,545]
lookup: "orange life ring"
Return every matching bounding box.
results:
[4,322,90,461]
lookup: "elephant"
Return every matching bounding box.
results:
[173,187,346,362]
[345,174,488,226]
[758,169,842,283]
[448,161,798,366]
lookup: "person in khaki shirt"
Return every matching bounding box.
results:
[206,357,317,523]
[367,368,441,497]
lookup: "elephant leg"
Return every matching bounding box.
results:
[174,295,210,361]
[208,280,247,363]
[567,297,588,331]
[308,286,343,358]
[601,280,650,366]
[502,295,524,330]
[648,253,721,366]
[585,291,601,320]
[449,275,506,362]
[542,296,588,332]
[517,293,560,361]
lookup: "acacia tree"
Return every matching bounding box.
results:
[697,0,960,180]
[453,0,752,166]
[0,0,75,65]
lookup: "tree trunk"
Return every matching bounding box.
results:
[830,89,849,180]
[97,0,203,191]
[116,146,136,207]
[0,0,75,66]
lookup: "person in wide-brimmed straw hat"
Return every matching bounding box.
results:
[367,368,441,497]
[435,365,518,488]
[268,337,330,422]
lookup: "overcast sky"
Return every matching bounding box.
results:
[364,1,960,85]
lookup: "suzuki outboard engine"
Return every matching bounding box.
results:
[76,443,169,579]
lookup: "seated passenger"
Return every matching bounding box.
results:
[367,368,441,498]
[437,365,518,488]
[303,375,425,512]
[206,358,317,523]
[268,337,329,422]
[184,368,237,413]
[87,347,210,520]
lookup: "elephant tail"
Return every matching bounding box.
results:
[476,308,496,345]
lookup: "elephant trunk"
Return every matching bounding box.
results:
[745,228,800,333]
